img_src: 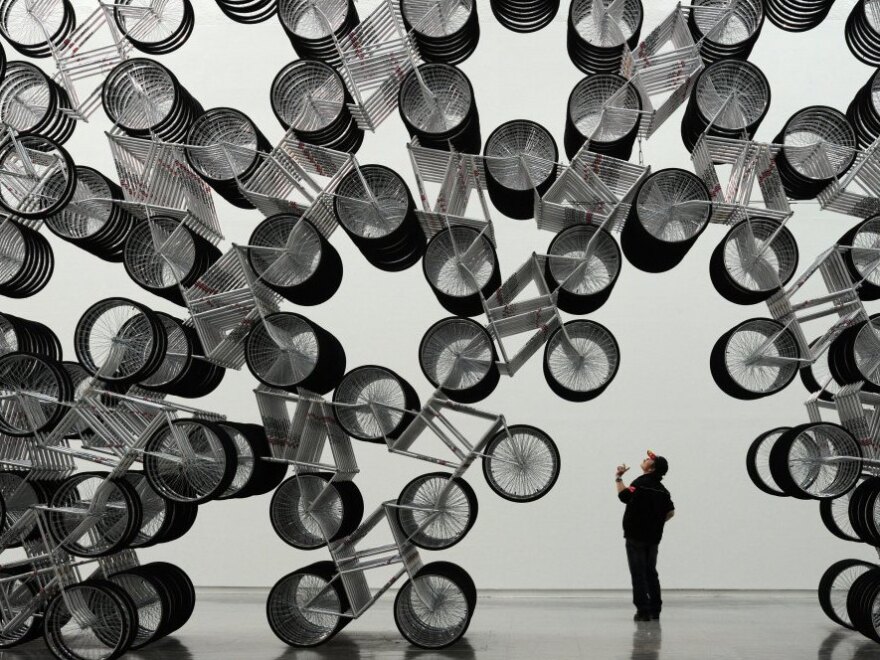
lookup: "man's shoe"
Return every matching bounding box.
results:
[634,611,651,621]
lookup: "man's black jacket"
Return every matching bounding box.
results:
[618,473,675,543]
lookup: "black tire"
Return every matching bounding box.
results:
[482,424,560,502]
[396,472,478,550]
[820,489,862,543]
[821,559,875,629]
[769,424,862,500]
[745,427,790,497]
[394,561,474,649]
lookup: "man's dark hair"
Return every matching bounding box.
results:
[652,456,669,479]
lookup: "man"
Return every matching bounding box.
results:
[616,450,675,622]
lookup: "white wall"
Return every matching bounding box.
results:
[8,0,878,589]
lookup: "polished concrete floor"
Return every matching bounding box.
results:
[3,590,879,659]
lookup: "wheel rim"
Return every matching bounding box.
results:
[144,420,230,502]
[398,475,471,548]
[245,314,319,388]
[723,320,799,394]
[45,584,130,660]
[485,426,559,501]
[396,573,469,648]
[267,571,342,646]
[419,318,495,391]
[786,425,861,498]
[545,321,619,393]
[270,475,341,547]
[424,227,496,298]
[333,367,410,440]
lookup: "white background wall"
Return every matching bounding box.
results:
[8,0,879,589]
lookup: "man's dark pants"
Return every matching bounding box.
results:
[625,539,661,614]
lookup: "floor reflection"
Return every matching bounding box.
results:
[818,630,880,660]
[130,637,195,660]
[631,620,661,660]
[403,638,476,660]
[272,633,363,660]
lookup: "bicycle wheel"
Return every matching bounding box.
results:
[842,216,880,301]
[709,218,798,305]
[418,317,499,403]
[769,423,862,500]
[482,424,560,502]
[745,427,790,497]
[123,471,171,549]
[846,567,880,641]
[543,320,620,402]
[394,562,474,649]
[710,317,801,399]
[248,215,342,305]
[0,133,75,219]
[266,561,349,648]
[333,366,419,442]
[821,488,862,542]
[108,569,167,649]
[423,226,501,317]
[43,580,137,660]
[114,0,194,55]
[74,298,166,385]
[621,168,713,273]
[270,474,362,549]
[142,419,237,504]
[0,572,40,647]
[821,559,875,629]
[245,312,346,394]
[545,224,621,314]
[0,471,41,544]
[47,472,142,557]
[396,472,478,550]
[0,352,73,436]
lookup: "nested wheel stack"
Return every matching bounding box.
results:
[490,0,559,33]
[333,164,427,271]
[74,297,167,385]
[840,216,880,301]
[218,422,287,499]
[216,0,277,23]
[47,472,143,557]
[0,352,73,436]
[394,561,476,649]
[745,427,790,497]
[113,0,195,54]
[680,59,771,152]
[123,215,221,305]
[0,61,77,144]
[764,0,836,32]
[847,69,880,148]
[270,472,363,548]
[772,106,857,200]
[567,0,643,75]
[768,423,862,500]
[0,312,63,360]
[846,566,880,641]
[43,579,138,660]
[398,63,482,153]
[846,0,880,66]
[482,119,558,220]
[820,487,862,542]
[828,314,880,392]
[142,418,238,504]
[277,0,360,67]
[44,166,137,263]
[248,214,343,305]
[564,73,642,161]
[244,312,346,394]
[332,365,420,444]
[0,134,76,220]
[184,107,272,209]
[270,59,364,153]
[686,0,764,64]
[0,219,55,298]
[401,0,480,64]
[709,216,798,305]
[0,0,76,58]
[820,560,876,629]
[423,226,501,316]
[419,316,500,403]
[544,224,621,314]
[621,168,713,273]
[102,58,204,142]
[710,317,801,399]
[847,478,880,544]
[267,560,350,647]
[396,472,478,549]
[543,320,620,402]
